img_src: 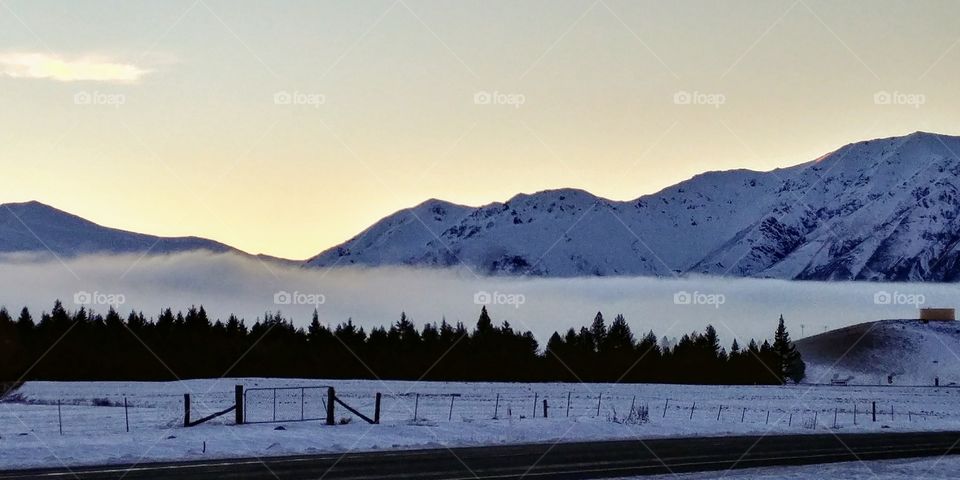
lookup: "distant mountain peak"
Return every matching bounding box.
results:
[305,131,960,281]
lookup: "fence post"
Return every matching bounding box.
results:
[533,393,538,418]
[596,393,602,417]
[414,393,419,422]
[566,392,571,417]
[716,405,723,421]
[741,407,746,423]
[494,393,500,419]
[374,393,381,424]
[765,410,769,425]
[690,402,695,420]
[543,399,548,418]
[872,402,876,422]
[891,405,894,421]
[124,397,130,433]
[273,389,277,422]
[184,394,191,428]
[663,398,669,418]
[326,387,335,426]
[788,412,792,427]
[58,400,63,435]
[236,385,244,425]
[448,395,456,421]
[854,404,857,425]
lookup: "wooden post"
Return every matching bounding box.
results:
[543,399,548,418]
[741,407,746,423]
[854,404,857,425]
[788,412,792,426]
[236,385,244,425]
[533,393,538,418]
[494,393,500,419]
[272,388,277,422]
[596,393,602,417]
[326,387,335,426]
[414,393,419,422]
[716,405,723,421]
[872,401,876,422]
[58,400,63,435]
[448,395,456,421]
[891,405,894,421]
[663,398,669,418]
[765,410,769,425]
[184,394,191,428]
[566,392,571,417]
[690,402,695,420]
[374,393,381,424]
[124,397,130,433]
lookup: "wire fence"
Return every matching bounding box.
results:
[1,383,956,437]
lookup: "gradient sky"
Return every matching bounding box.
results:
[2,0,959,259]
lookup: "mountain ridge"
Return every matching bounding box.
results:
[305,131,960,281]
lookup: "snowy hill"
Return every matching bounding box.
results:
[796,319,960,386]
[306,131,960,280]
[0,201,239,258]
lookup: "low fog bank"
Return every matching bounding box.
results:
[0,251,951,346]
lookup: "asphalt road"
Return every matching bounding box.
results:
[3,431,959,479]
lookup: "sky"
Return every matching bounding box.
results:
[2,0,960,260]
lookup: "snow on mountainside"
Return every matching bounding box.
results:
[796,319,960,386]
[306,131,960,281]
[0,201,238,257]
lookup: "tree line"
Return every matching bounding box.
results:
[0,301,804,385]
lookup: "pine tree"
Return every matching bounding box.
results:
[773,315,805,384]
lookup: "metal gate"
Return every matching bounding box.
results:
[243,386,331,424]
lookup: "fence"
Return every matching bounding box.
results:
[1,382,953,438]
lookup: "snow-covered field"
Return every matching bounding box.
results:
[3,378,960,470]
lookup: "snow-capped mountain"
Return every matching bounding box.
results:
[0,201,238,258]
[306,131,960,281]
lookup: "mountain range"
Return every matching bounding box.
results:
[5,131,960,281]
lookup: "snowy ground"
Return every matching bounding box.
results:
[633,455,960,479]
[3,378,960,470]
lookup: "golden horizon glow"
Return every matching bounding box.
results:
[3,0,960,259]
